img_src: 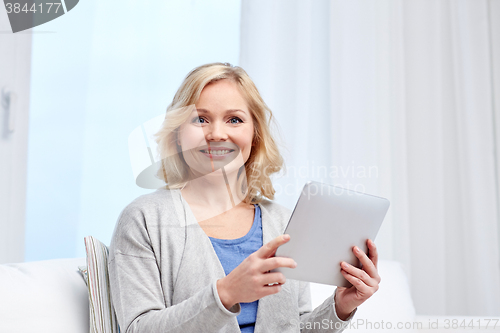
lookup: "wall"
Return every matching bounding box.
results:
[25,0,242,261]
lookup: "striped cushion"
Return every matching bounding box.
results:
[82,236,120,333]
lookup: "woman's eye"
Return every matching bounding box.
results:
[192,116,207,124]
[229,117,243,124]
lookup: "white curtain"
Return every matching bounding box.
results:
[240,0,500,316]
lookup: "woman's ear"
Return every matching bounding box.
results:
[176,132,181,146]
[175,135,181,151]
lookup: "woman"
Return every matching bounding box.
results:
[108,63,381,333]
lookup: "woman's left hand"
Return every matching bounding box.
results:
[334,239,381,321]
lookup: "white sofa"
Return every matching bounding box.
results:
[0,258,89,333]
[0,258,498,333]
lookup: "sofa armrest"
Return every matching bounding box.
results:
[310,260,418,332]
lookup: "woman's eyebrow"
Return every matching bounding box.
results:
[226,109,248,115]
[195,108,247,115]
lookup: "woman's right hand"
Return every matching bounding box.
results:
[216,234,297,310]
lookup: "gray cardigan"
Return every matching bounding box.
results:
[108,189,355,333]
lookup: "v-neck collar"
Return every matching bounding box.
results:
[177,190,293,332]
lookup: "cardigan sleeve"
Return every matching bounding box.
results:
[297,280,356,332]
[107,201,241,333]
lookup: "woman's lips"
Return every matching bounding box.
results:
[199,149,235,160]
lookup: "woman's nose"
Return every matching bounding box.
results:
[206,122,227,141]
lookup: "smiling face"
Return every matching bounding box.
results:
[177,79,255,178]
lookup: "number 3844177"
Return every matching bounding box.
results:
[444,318,499,329]
[5,2,62,14]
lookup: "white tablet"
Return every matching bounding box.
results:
[273,181,390,287]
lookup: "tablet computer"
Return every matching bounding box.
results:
[273,181,390,287]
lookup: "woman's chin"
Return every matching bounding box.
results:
[185,160,244,177]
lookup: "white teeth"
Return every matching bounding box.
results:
[202,150,231,155]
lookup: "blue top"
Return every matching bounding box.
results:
[209,204,263,333]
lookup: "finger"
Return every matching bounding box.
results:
[256,234,290,259]
[260,284,282,297]
[353,245,380,281]
[260,256,297,273]
[260,272,287,286]
[367,239,379,269]
[341,269,372,294]
[340,261,377,288]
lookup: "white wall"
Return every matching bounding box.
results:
[25,0,241,261]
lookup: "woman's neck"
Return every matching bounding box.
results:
[180,168,248,221]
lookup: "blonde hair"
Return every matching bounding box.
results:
[155,62,283,203]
